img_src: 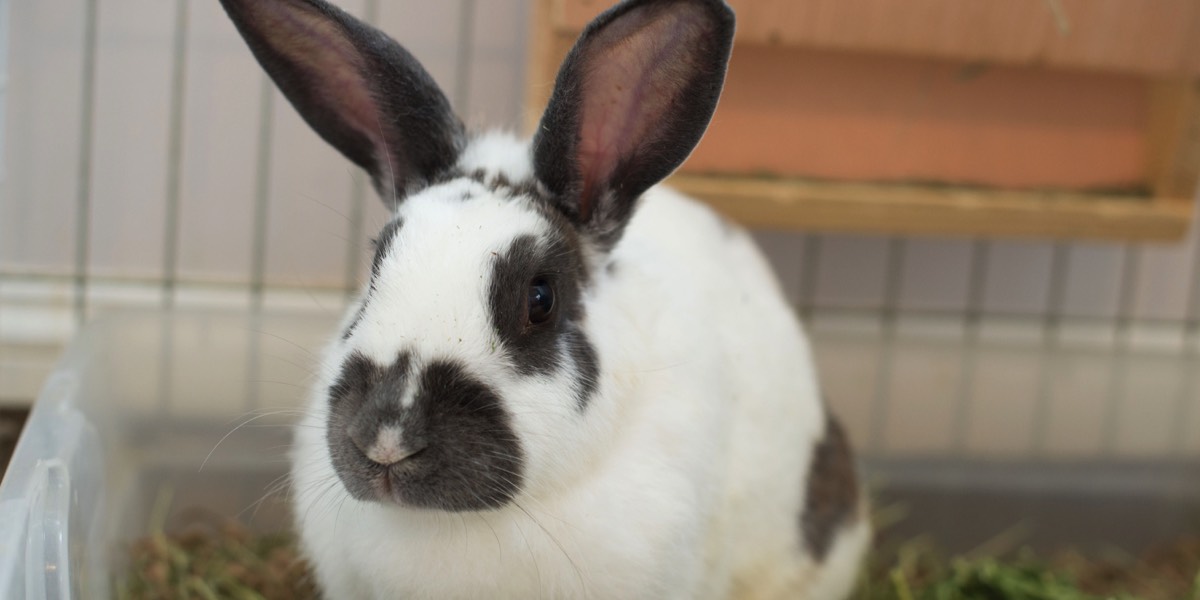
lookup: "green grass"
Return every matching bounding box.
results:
[855,504,1200,600]
[859,549,1140,600]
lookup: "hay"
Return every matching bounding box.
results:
[117,498,1199,600]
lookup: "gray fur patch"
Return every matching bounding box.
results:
[342,218,403,341]
[800,412,861,561]
[488,233,599,411]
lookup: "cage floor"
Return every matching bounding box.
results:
[5,308,1198,557]
[872,458,1199,554]
[126,414,1200,556]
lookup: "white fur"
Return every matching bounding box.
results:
[457,130,534,182]
[291,133,869,599]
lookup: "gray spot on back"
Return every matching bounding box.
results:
[800,411,861,561]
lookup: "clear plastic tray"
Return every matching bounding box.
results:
[0,310,335,600]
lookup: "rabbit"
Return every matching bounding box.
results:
[218,0,870,598]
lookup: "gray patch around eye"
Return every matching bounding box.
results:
[566,326,599,411]
[488,230,598,411]
[799,411,861,561]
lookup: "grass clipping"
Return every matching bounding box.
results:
[118,495,1200,600]
[116,490,317,600]
[857,538,1200,600]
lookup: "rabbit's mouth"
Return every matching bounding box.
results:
[325,354,526,511]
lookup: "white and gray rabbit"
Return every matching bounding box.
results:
[219,0,870,597]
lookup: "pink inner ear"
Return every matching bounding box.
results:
[258,3,386,159]
[575,5,710,210]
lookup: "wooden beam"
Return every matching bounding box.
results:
[1147,80,1200,203]
[668,174,1192,242]
[553,0,1200,77]
[529,1,1199,242]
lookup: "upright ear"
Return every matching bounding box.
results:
[219,0,465,206]
[532,0,734,248]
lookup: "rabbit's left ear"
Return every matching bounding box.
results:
[220,0,465,206]
[532,0,734,249]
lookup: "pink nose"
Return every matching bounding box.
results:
[352,425,424,466]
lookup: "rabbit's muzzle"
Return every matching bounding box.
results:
[324,352,525,511]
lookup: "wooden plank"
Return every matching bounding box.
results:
[1186,6,1200,76]
[668,174,1192,242]
[1040,0,1200,77]
[531,2,1198,242]
[554,0,1200,77]
[1147,80,1200,202]
[685,46,1148,190]
[524,17,1152,192]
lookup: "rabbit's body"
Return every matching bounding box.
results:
[221,0,868,597]
[291,135,868,600]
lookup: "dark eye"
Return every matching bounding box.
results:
[527,278,555,325]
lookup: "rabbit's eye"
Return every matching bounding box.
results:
[527,278,555,325]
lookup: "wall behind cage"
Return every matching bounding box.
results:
[1,0,1199,459]
[1,0,531,296]
[4,0,1200,321]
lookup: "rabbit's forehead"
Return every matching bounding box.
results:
[347,183,560,365]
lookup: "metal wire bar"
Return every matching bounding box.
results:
[249,76,275,311]
[72,0,101,325]
[155,311,176,414]
[1172,344,1198,456]
[1030,241,1071,454]
[0,0,7,393]
[244,311,264,410]
[1170,224,1200,454]
[867,237,907,453]
[160,0,189,308]
[1188,234,1200,335]
[1100,244,1142,455]
[798,235,823,320]
[453,0,476,116]
[950,239,991,451]
[343,174,368,300]
[342,0,380,299]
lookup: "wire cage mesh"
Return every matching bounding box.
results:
[0,0,1198,565]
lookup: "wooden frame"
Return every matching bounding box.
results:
[525,0,1200,242]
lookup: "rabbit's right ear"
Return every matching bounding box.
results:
[532,0,734,250]
[219,0,465,206]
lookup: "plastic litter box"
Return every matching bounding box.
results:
[0,310,335,600]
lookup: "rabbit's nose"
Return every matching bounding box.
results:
[350,423,425,466]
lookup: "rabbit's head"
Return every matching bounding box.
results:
[221,0,734,511]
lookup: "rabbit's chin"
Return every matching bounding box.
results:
[330,449,524,512]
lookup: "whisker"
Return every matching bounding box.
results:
[515,499,586,595]
[201,410,303,471]
[295,190,356,225]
